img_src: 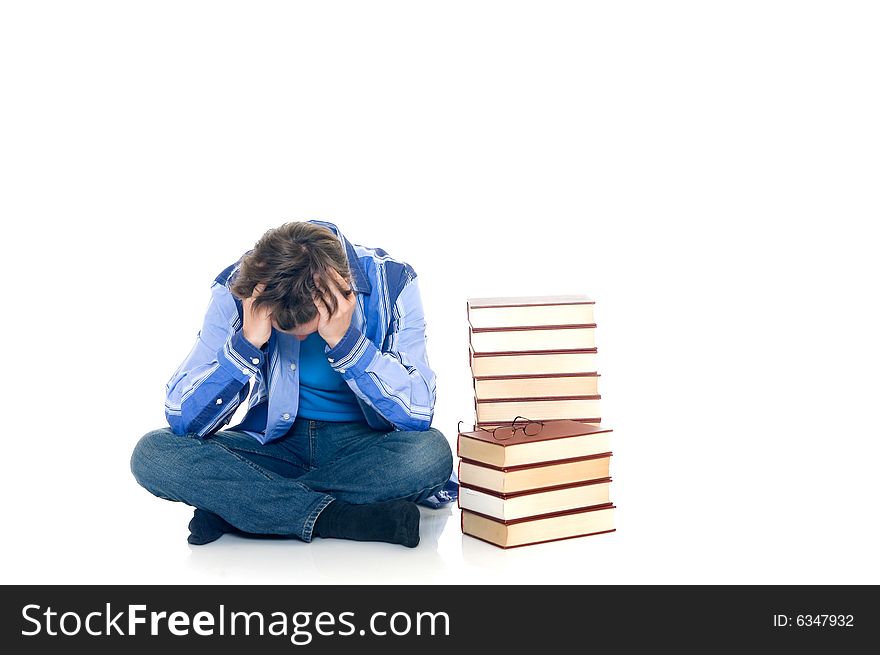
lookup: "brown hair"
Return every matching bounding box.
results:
[229,222,351,331]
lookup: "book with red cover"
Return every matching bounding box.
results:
[467,295,595,330]
[469,323,597,354]
[474,372,600,400]
[470,347,599,378]
[459,477,612,521]
[461,503,616,549]
[458,419,612,467]
[458,453,613,493]
[468,295,595,308]
[473,397,603,430]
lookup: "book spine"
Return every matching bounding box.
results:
[470,323,597,333]
[468,299,594,309]
[475,394,601,404]
[461,523,616,549]
[473,372,600,381]
[458,452,613,473]
[464,502,616,526]
[470,348,598,357]
[460,477,613,499]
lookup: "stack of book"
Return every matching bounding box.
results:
[457,419,615,548]
[467,295,602,429]
[460,295,615,548]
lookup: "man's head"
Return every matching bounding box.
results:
[229,222,351,338]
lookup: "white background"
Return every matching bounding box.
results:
[1,1,878,584]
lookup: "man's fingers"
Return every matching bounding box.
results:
[313,293,329,316]
[321,269,352,300]
[317,268,350,295]
[314,270,352,310]
[330,269,353,296]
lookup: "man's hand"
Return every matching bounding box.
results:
[314,269,356,349]
[242,283,272,348]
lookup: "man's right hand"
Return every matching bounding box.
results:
[242,284,272,348]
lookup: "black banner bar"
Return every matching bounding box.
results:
[2,585,875,653]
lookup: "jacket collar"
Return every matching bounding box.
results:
[307,220,372,294]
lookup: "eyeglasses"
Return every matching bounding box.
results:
[458,416,544,441]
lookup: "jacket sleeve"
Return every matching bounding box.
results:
[164,281,266,437]
[324,276,437,432]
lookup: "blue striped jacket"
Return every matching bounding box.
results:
[163,220,438,444]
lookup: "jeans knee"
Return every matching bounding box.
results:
[418,427,454,486]
[130,427,177,494]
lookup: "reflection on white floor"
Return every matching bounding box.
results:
[184,507,458,584]
[7,482,876,584]
[7,460,875,585]
[179,505,620,584]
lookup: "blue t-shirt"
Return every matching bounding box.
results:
[297,332,364,422]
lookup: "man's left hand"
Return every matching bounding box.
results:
[314,268,357,349]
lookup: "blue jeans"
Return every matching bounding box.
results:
[130,419,453,542]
